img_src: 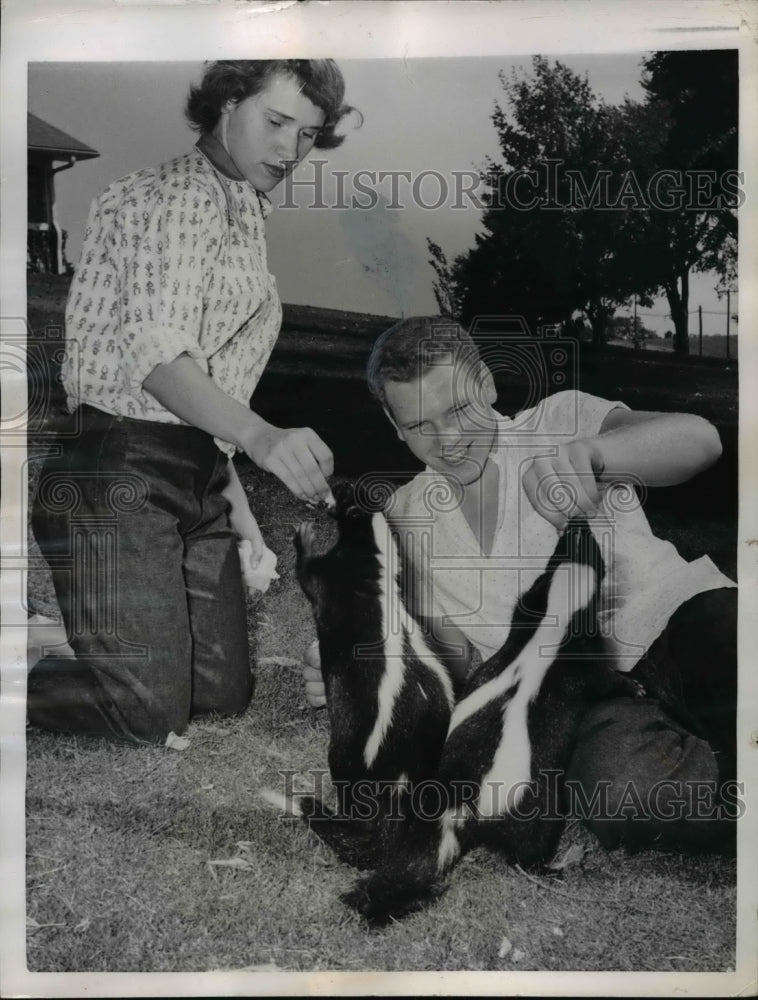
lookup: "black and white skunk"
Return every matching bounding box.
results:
[341,518,644,924]
[261,481,457,867]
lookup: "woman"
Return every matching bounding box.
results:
[29,60,356,744]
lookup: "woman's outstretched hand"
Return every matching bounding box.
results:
[244,424,334,503]
[142,354,334,504]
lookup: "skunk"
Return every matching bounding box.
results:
[263,481,457,867]
[341,518,644,924]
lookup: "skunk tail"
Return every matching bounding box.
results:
[341,811,467,925]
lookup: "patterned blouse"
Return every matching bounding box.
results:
[62,132,283,456]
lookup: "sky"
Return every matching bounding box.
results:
[28,55,734,336]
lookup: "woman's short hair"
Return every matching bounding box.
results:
[367,316,483,411]
[185,59,359,149]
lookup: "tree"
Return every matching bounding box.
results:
[427,239,463,319]
[607,314,656,348]
[428,57,656,345]
[631,50,739,354]
[428,52,739,357]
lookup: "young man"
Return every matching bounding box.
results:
[305,316,738,852]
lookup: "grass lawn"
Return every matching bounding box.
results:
[25,465,737,974]
[23,277,737,973]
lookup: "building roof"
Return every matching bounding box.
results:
[28,113,99,161]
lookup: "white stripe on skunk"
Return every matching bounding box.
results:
[365,511,454,768]
[477,562,596,816]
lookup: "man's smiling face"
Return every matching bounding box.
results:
[383,357,498,485]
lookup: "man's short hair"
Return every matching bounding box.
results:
[367,316,483,411]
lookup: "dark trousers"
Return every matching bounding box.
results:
[566,587,738,853]
[29,406,253,744]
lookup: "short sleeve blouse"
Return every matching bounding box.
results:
[62,134,282,456]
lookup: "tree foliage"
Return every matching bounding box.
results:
[607,315,656,347]
[428,57,653,344]
[633,50,739,353]
[428,51,739,355]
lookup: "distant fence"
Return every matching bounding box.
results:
[616,294,738,360]
[608,335,738,361]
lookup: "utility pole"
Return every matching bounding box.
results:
[726,288,731,360]
[698,305,703,357]
[633,295,638,349]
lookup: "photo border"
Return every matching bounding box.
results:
[2,1,756,996]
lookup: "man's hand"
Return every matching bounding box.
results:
[522,438,605,530]
[243,424,334,504]
[303,639,326,709]
[521,407,723,530]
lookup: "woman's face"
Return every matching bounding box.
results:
[214,72,326,192]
